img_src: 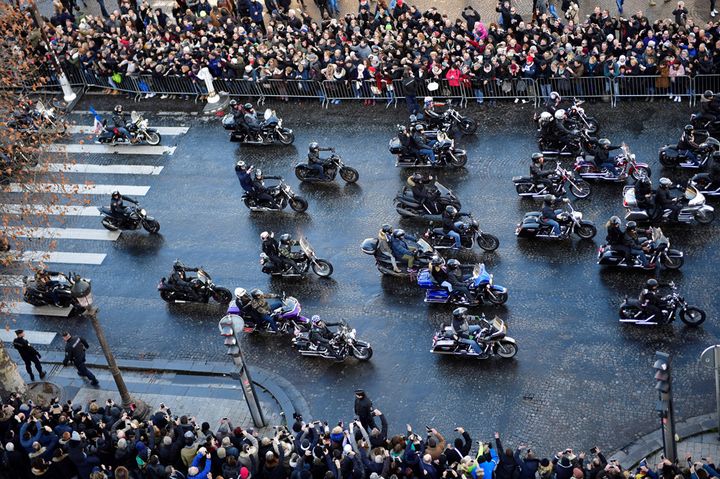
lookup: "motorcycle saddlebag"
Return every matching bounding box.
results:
[361,238,379,255]
[389,137,404,154]
[416,269,435,289]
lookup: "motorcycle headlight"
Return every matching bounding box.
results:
[278,119,283,127]
[350,329,356,339]
[140,208,147,216]
[572,211,582,220]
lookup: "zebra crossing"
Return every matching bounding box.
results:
[0,120,187,317]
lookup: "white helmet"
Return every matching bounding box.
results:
[554,109,566,120]
[260,231,270,240]
[549,91,561,101]
[424,96,433,106]
[659,177,673,187]
[540,112,552,121]
[234,287,247,299]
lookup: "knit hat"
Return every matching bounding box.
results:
[184,431,195,439]
[71,431,81,441]
[573,468,584,479]
[241,467,250,479]
[163,436,172,446]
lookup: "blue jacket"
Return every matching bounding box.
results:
[478,447,499,479]
[249,1,263,21]
[189,452,211,479]
[390,235,417,258]
[20,422,42,453]
[236,169,254,192]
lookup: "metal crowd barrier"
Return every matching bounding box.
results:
[615,74,695,106]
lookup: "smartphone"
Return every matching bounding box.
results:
[425,425,431,431]
[590,447,598,454]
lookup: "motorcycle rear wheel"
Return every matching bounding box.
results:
[352,345,373,361]
[516,183,533,195]
[496,341,518,359]
[159,291,174,302]
[570,180,591,198]
[619,305,643,319]
[212,287,233,304]
[477,233,500,252]
[101,218,120,231]
[458,118,478,134]
[145,132,161,146]
[294,167,310,181]
[680,307,706,326]
[289,196,308,212]
[339,166,359,183]
[696,209,715,224]
[312,259,334,277]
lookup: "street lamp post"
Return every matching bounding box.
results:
[70,277,148,419]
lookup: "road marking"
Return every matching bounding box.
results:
[0,275,24,287]
[41,163,164,175]
[45,144,176,156]
[0,329,59,343]
[68,125,189,135]
[10,250,106,265]
[2,183,150,196]
[3,227,120,241]
[0,204,101,216]
[2,302,72,318]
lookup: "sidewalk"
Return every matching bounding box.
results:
[7,349,311,435]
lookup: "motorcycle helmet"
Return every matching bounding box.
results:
[111,190,120,199]
[704,90,714,100]
[172,260,184,271]
[393,229,405,239]
[234,287,247,299]
[260,231,271,241]
[411,172,425,183]
[549,91,561,102]
[311,314,322,325]
[539,112,552,122]
[309,141,319,152]
[445,205,457,216]
[598,138,611,148]
[243,103,253,111]
[430,256,443,266]
[544,194,556,203]
[447,258,461,269]
[113,105,123,114]
[397,125,406,133]
[626,221,637,231]
[659,177,673,188]
[254,169,263,180]
[424,96,433,107]
[684,124,694,132]
[452,307,468,318]
[381,223,392,234]
[415,124,425,132]
[646,278,658,289]
[279,233,291,244]
[554,109,566,120]
[531,152,544,162]
[229,99,237,106]
[609,216,621,227]
[409,114,417,124]
[250,288,264,299]
[235,160,246,171]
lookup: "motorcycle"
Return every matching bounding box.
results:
[420,101,477,136]
[292,320,373,361]
[623,184,715,224]
[515,198,597,240]
[417,263,508,306]
[157,265,232,304]
[226,295,311,334]
[423,214,499,252]
[294,152,359,184]
[394,181,461,221]
[567,99,600,134]
[513,162,591,199]
[242,177,308,212]
[574,144,651,182]
[431,315,518,359]
[619,282,706,326]
[9,101,68,136]
[100,200,160,234]
[597,227,684,270]
[23,271,87,313]
[389,131,468,168]
[223,108,294,145]
[537,128,595,158]
[360,236,436,278]
[260,237,333,278]
[689,173,720,197]
[96,111,161,146]
[659,132,719,169]
[690,113,720,138]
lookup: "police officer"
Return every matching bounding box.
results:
[13,330,45,381]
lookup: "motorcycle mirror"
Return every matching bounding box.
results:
[562,198,570,203]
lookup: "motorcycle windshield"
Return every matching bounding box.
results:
[281,297,300,317]
[433,182,452,198]
[299,237,314,257]
[472,264,490,286]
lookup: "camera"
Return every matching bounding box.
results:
[293,413,303,421]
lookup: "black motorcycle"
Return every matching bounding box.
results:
[597,227,684,270]
[96,112,161,146]
[389,131,468,168]
[223,108,294,145]
[566,99,600,134]
[515,198,596,240]
[361,236,436,278]
[420,102,477,136]
[23,271,87,313]
[430,315,518,359]
[292,320,373,361]
[423,214,499,252]
[242,177,308,212]
[394,181,461,221]
[100,199,160,234]
[690,113,720,138]
[294,152,359,184]
[512,162,591,199]
[260,237,333,278]
[157,266,232,304]
[619,282,706,326]
[658,131,719,169]
[538,129,595,158]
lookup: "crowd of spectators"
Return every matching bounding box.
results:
[34,0,720,103]
[2,388,718,479]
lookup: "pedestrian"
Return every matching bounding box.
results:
[12,329,45,382]
[61,331,99,387]
[353,389,375,429]
[402,68,419,115]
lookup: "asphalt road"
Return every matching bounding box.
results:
[6,98,720,455]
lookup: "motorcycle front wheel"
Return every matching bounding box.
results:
[312,259,333,277]
[159,291,174,302]
[448,152,468,167]
[680,307,706,326]
[458,118,478,134]
[495,341,518,359]
[24,295,46,306]
[585,118,600,134]
[477,233,500,252]
[289,196,308,212]
[101,218,120,231]
[695,209,715,224]
[278,129,294,145]
[212,287,233,304]
[339,166,359,183]
[575,223,597,240]
[145,131,161,146]
[485,289,508,305]
[570,180,591,198]
[662,254,684,269]
[631,166,651,181]
[143,219,160,234]
[352,345,373,361]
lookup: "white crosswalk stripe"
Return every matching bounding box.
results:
[2,303,72,317]
[0,329,59,343]
[68,125,189,135]
[40,163,164,175]
[2,183,150,196]
[45,144,176,155]
[10,250,106,265]
[0,275,25,287]
[3,227,120,241]
[0,204,101,216]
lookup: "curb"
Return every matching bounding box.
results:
[609,413,718,468]
[7,350,311,424]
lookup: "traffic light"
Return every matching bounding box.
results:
[654,351,671,413]
[219,315,241,356]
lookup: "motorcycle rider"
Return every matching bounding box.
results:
[623,221,654,269]
[429,256,451,290]
[243,103,262,141]
[261,231,299,274]
[442,205,463,249]
[539,195,561,236]
[308,315,342,358]
[537,111,555,140]
[306,142,335,179]
[235,161,255,192]
[654,177,682,221]
[605,216,628,256]
[110,191,138,219]
[546,91,563,114]
[423,97,446,125]
[693,150,720,189]
[168,261,200,300]
[34,270,62,306]
[698,90,719,124]
[588,138,623,178]
[677,124,701,167]
[450,307,481,354]
[111,105,135,143]
[377,224,399,272]
[250,169,279,209]
[635,176,654,211]
[278,233,303,274]
[553,109,579,145]
[639,279,666,322]
[389,229,418,271]
[411,124,438,165]
[249,288,279,332]
[234,287,253,316]
[446,259,476,305]
[398,124,414,154]
[530,153,555,193]
[409,173,438,213]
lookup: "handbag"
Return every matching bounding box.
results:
[111,72,122,84]
[370,85,381,95]
[427,81,439,91]
[501,80,512,93]
[516,79,527,92]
